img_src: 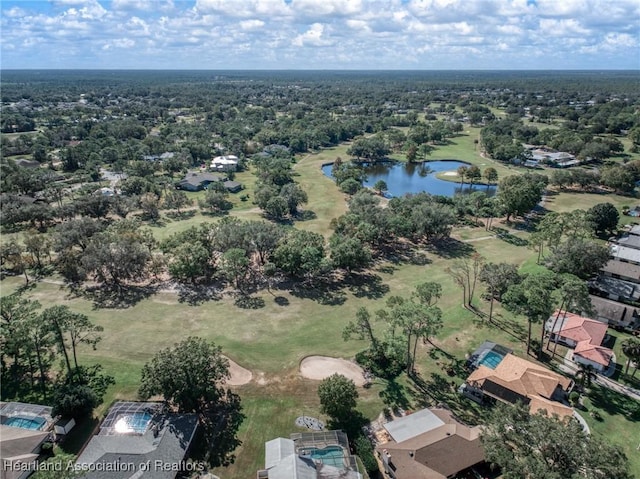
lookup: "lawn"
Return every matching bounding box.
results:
[3,139,640,478]
[292,146,350,237]
[0,216,549,478]
[581,383,640,476]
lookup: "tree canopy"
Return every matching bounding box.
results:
[317,373,359,425]
[498,173,547,221]
[482,402,632,479]
[138,337,244,467]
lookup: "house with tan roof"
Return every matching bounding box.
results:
[463,353,574,419]
[546,310,614,373]
[375,408,485,479]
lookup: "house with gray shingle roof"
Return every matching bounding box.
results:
[75,402,198,479]
[176,171,225,191]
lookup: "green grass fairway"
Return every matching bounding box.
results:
[293,147,350,237]
[3,140,640,478]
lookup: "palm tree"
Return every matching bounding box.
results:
[483,167,498,190]
[457,165,468,187]
[622,337,640,377]
[575,363,596,390]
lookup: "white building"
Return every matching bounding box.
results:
[211,155,239,172]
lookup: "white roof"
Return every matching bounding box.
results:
[265,438,295,469]
[383,408,445,443]
[629,225,640,236]
[610,244,640,265]
[211,155,238,165]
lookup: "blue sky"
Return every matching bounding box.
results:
[1,0,639,70]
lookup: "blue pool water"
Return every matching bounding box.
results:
[477,350,505,369]
[118,411,152,434]
[302,445,344,468]
[5,416,47,430]
[322,160,497,198]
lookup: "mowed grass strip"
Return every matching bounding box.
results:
[4,139,640,477]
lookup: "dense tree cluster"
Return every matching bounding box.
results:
[0,293,112,418]
[253,154,308,220]
[497,173,547,221]
[330,189,457,255]
[483,402,632,479]
[481,97,637,163]
[529,209,610,277]
[139,337,243,467]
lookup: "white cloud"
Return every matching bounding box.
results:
[293,23,333,47]
[539,18,590,37]
[61,1,108,20]
[292,0,363,16]
[125,16,150,36]
[496,24,523,35]
[195,0,291,17]
[111,0,174,11]
[4,6,27,18]
[103,37,135,50]
[239,19,265,30]
[1,0,638,69]
[346,19,370,33]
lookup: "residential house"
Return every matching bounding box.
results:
[94,187,116,197]
[529,148,577,167]
[375,408,485,479]
[590,295,640,331]
[600,260,640,283]
[612,234,640,251]
[257,430,361,479]
[610,244,640,265]
[1,402,55,479]
[75,401,198,479]
[463,353,574,418]
[143,152,175,162]
[546,310,614,373]
[211,155,239,172]
[589,275,640,303]
[223,180,242,193]
[176,171,225,191]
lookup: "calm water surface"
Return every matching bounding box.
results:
[322,160,497,198]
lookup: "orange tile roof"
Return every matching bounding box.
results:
[573,342,614,367]
[528,396,574,419]
[466,353,573,417]
[551,310,608,346]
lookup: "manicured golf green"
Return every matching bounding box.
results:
[3,137,640,478]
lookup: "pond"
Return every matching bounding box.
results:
[322,160,497,198]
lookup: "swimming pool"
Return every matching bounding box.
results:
[5,416,47,430]
[477,350,505,369]
[113,411,152,434]
[301,445,345,468]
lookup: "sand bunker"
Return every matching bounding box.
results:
[299,356,366,386]
[442,171,458,176]
[224,356,253,386]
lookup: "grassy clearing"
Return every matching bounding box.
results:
[4,139,640,477]
[581,383,640,475]
[293,147,350,237]
[5,205,640,477]
[543,189,637,216]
